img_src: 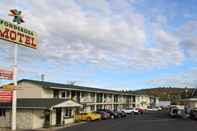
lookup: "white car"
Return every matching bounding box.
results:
[147,107,162,111]
[122,108,139,114]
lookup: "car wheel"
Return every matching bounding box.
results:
[87,117,92,121]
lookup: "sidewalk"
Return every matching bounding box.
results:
[0,122,86,131]
[35,122,86,131]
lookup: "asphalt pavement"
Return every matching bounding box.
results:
[56,111,197,131]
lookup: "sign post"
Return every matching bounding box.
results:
[0,10,38,130]
[11,44,17,130]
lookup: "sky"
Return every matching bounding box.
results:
[0,0,197,90]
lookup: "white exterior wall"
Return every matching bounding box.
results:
[64,118,74,124]
[84,106,91,112]
[156,98,160,107]
[0,109,45,130]
[17,82,54,98]
[32,110,45,129]
[42,88,53,98]
[184,101,197,108]
[136,95,151,109]
[50,110,56,126]
[16,109,34,129]
[80,93,93,103]
[0,110,11,128]
[17,82,43,98]
[17,109,45,129]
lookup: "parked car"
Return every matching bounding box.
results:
[136,108,145,114]
[121,108,133,114]
[113,111,127,118]
[76,112,101,121]
[113,111,121,118]
[147,107,162,111]
[122,108,139,114]
[98,109,119,119]
[117,111,127,118]
[189,108,197,120]
[94,111,110,119]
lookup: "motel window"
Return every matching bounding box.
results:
[96,105,102,110]
[114,95,119,103]
[0,109,6,117]
[66,91,70,98]
[61,92,65,98]
[133,96,136,102]
[96,94,103,103]
[53,90,59,98]
[91,105,95,111]
[104,94,107,99]
[81,92,86,97]
[64,108,72,118]
[114,105,118,111]
[90,93,95,98]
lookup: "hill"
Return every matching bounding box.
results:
[133,87,196,101]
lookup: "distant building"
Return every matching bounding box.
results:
[181,98,197,108]
[159,101,171,108]
[135,94,160,109]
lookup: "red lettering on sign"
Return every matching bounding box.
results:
[0,28,9,38]
[10,30,16,40]
[31,37,36,48]
[17,32,24,42]
[25,35,31,45]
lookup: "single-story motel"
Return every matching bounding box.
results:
[0,79,160,130]
[180,98,197,108]
[0,99,82,129]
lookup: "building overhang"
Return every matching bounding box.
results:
[52,100,83,108]
[181,98,197,102]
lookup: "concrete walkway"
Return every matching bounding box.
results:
[0,122,86,131]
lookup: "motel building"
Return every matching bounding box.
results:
[0,79,159,130]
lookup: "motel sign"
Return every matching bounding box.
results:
[0,18,38,49]
[0,90,12,103]
[0,68,13,80]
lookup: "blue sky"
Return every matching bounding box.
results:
[0,0,197,90]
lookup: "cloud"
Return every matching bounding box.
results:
[176,21,197,59]
[148,68,197,87]
[0,0,188,75]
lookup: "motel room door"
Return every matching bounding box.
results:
[56,108,62,125]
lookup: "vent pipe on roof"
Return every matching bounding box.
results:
[41,74,45,81]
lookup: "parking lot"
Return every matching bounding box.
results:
[56,111,197,131]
